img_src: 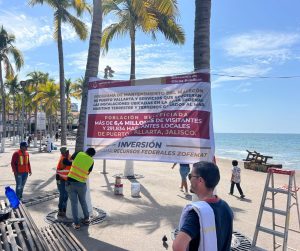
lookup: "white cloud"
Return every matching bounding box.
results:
[0,10,53,50]
[222,31,300,63]
[0,10,91,51]
[67,43,192,79]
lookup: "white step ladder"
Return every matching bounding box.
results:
[251,168,300,251]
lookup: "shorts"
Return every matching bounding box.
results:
[179,164,190,181]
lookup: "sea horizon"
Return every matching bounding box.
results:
[214,132,300,170]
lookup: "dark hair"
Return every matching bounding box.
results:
[232,160,238,166]
[193,161,220,189]
[85,147,96,157]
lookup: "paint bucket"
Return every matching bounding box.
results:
[114,176,123,195]
[114,184,123,195]
[131,182,140,197]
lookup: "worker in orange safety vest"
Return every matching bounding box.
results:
[11,142,32,200]
[56,146,72,216]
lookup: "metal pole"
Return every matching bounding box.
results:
[101,159,108,174]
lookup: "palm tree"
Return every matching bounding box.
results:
[194,0,211,71]
[0,26,24,139]
[26,71,49,145]
[65,77,80,131]
[28,0,90,145]
[34,81,60,137]
[76,0,103,152]
[101,0,185,80]
[72,76,84,100]
[5,75,21,142]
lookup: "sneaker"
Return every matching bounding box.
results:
[57,211,65,217]
[82,218,90,225]
[72,223,80,230]
[240,195,245,199]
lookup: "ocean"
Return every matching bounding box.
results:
[214,133,300,170]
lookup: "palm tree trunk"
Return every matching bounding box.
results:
[0,61,6,138]
[76,0,103,152]
[194,0,211,71]
[17,110,20,140]
[13,100,16,137]
[130,27,136,80]
[66,95,69,133]
[57,16,67,146]
[34,106,38,146]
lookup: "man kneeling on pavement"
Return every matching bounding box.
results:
[56,146,72,216]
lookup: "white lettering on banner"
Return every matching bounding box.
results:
[85,73,215,163]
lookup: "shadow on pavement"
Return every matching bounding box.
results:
[32,174,56,191]
[75,226,129,251]
[100,177,182,234]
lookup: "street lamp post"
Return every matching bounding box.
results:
[20,81,26,142]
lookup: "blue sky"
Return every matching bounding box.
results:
[1,0,300,134]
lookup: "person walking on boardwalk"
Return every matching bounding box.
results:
[173,161,233,251]
[66,148,96,229]
[56,146,72,217]
[172,163,190,195]
[229,160,245,198]
[11,142,32,200]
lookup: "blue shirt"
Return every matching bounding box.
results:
[180,198,233,251]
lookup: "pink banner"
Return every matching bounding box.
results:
[87,110,210,139]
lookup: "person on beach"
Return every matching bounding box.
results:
[56,146,72,217]
[229,160,245,198]
[173,161,233,251]
[66,147,96,230]
[172,163,190,195]
[11,142,32,200]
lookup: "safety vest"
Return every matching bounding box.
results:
[179,201,217,251]
[17,150,30,173]
[56,154,71,180]
[67,152,93,183]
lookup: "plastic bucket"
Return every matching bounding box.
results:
[131,183,140,197]
[114,184,123,195]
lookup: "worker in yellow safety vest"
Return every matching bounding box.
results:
[65,147,96,230]
[56,146,72,216]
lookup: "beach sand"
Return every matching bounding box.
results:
[0,141,299,250]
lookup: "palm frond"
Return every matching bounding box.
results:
[29,0,58,9]
[64,11,88,40]
[102,0,123,15]
[71,0,91,16]
[2,55,14,79]
[150,0,178,16]
[101,22,128,54]
[8,47,24,70]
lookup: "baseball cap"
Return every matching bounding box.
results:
[20,142,28,148]
[60,146,69,154]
